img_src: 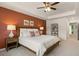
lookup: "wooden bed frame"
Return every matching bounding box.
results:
[19,41,60,56]
[16,26,60,56]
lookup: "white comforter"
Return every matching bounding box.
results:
[19,35,60,56]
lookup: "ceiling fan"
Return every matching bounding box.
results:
[37,2,60,12]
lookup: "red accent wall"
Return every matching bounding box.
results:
[0,7,46,49]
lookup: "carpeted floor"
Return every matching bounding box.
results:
[0,36,79,56]
[0,46,36,56]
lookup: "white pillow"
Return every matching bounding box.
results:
[20,28,30,37]
[20,32,23,37]
[23,31,30,37]
[20,28,26,37]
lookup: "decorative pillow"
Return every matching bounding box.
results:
[34,31,40,36]
[29,31,35,37]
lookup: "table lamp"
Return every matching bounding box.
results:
[7,25,16,38]
[40,27,44,35]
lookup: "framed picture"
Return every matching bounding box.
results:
[24,20,29,26]
[30,20,34,26]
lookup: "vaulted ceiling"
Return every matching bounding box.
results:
[0,2,78,20]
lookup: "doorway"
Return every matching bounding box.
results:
[69,23,78,40]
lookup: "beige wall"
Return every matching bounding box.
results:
[46,16,79,40]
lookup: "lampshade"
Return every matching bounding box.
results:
[7,25,16,30]
[40,27,44,30]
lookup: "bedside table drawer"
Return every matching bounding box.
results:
[7,39,17,43]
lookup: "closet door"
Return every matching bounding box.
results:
[51,23,58,36]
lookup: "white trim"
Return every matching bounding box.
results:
[48,10,76,19]
[0,48,5,51]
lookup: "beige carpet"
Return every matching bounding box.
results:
[0,36,79,56]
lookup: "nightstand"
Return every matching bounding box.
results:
[5,37,19,51]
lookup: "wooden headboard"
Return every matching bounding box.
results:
[16,26,39,37]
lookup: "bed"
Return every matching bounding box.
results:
[17,27,60,56]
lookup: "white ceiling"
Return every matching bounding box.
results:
[0,2,78,20]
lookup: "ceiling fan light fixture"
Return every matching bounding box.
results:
[47,7,51,11]
[45,7,51,11]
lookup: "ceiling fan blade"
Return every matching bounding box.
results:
[43,2,49,4]
[50,7,56,10]
[43,2,48,7]
[37,7,45,9]
[51,2,60,6]
[43,2,46,4]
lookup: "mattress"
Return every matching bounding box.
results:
[19,35,60,56]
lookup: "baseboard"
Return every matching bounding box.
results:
[0,48,5,51]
